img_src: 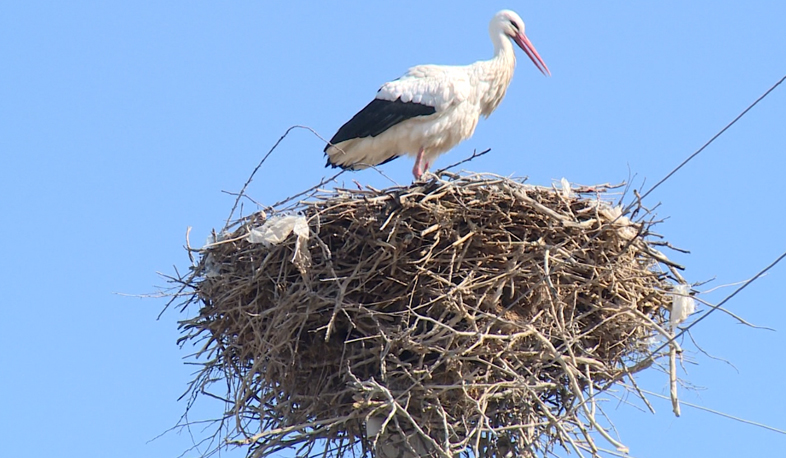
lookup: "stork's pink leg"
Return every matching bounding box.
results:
[412,147,425,180]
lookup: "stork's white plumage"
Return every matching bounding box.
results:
[324,9,550,179]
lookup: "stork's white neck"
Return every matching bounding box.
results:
[476,29,516,117]
[490,29,515,63]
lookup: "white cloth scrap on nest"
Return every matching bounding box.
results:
[669,283,696,329]
[248,215,311,268]
[248,215,309,246]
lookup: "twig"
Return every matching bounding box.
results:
[692,296,775,331]
[435,148,492,175]
[225,124,334,226]
[266,169,346,211]
[685,329,739,373]
[623,366,656,414]
[669,343,680,417]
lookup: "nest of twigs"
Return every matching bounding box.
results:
[171,172,686,458]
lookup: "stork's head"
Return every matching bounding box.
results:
[491,10,551,76]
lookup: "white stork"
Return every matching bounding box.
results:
[324,9,550,180]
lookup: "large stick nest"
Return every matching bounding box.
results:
[172,172,683,458]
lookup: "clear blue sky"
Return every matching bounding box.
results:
[2,2,785,457]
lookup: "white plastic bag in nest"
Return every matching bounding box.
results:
[669,284,695,329]
[248,215,311,271]
[580,200,638,240]
[597,202,638,240]
[248,215,309,246]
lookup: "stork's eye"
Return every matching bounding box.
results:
[509,21,520,32]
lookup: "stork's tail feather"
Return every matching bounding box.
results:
[323,150,401,170]
[324,156,351,170]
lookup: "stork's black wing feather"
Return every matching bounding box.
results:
[323,97,436,153]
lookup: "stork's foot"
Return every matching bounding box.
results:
[412,148,427,180]
[413,168,438,182]
[419,162,436,181]
[412,164,423,180]
[419,170,438,182]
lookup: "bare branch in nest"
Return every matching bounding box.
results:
[435,148,492,174]
[692,296,775,331]
[225,124,334,225]
[168,172,687,458]
[267,169,346,211]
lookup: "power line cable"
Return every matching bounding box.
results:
[635,74,786,206]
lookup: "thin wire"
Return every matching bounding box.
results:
[635,74,786,357]
[621,385,786,435]
[652,248,786,359]
[634,74,786,206]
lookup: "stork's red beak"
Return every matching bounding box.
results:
[514,33,550,76]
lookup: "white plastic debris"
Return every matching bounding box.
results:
[248,215,311,270]
[202,230,230,277]
[669,284,696,329]
[560,177,573,199]
[248,215,309,246]
[204,253,220,278]
[595,201,624,222]
[202,230,230,249]
[586,200,638,240]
